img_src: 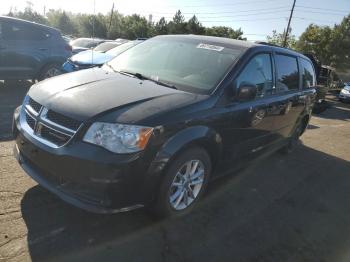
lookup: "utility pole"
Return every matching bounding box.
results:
[108,3,115,32]
[283,0,296,47]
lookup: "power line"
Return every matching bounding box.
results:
[138,6,290,15]
[294,17,338,24]
[295,5,349,14]
[294,9,348,16]
[152,10,290,19]
[188,17,288,22]
[166,0,283,8]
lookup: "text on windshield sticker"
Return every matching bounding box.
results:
[196,43,224,52]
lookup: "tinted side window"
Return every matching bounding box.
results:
[300,58,316,89]
[236,53,273,98]
[2,22,49,41]
[275,54,299,92]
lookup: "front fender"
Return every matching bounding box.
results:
[148,125,222,176]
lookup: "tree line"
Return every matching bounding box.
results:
[6,6,245,40]
[6,4,350,70]
[265,15,350,71]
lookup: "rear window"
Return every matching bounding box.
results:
[275,54,299,92]
[300,58,316,89]
[2,22,50,41]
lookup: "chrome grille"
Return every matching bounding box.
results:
[25,113,36,130]
[22,96,82,148]
[39,124,72,146]
[28,98,42,113]
[46,110,81,131]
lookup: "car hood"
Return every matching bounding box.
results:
[27,68,207,123]
[70,50,114,65]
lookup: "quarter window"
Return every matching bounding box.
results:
[275,54,299,92]
[300,58,316,89]
[236,53,273,98]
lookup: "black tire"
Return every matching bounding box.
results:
[280,123,303,154]
[37,63,62,81]
[154,147,211,218]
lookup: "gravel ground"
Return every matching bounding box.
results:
[0,82,350,262]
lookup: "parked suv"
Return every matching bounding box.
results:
[13,35,316,217]
[0,16,71,81]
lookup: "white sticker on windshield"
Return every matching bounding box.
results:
[196,43,224,52]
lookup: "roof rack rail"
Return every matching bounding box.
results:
[255,41,295,51]
[254,41,280,47]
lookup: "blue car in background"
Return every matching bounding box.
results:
[0,16,71,81]
[62,40,144,73]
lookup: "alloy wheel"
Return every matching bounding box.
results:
[169,159,205,210]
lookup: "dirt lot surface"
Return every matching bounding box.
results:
[1,82,350,262]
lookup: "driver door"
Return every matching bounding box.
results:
[219,53,282,169]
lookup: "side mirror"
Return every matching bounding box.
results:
[237,82,257,101]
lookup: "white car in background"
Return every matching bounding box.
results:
[339,82,350,103]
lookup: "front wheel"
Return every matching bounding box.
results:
[154,147,211,217]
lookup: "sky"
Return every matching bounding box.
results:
[1,0,349,41]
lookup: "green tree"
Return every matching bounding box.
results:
[296,15,350,70]
[266,28,296,48]
[106,11,124,39]
[76,14,107,38]
[329,15,350,69]
[47,10,77,35]
[155,17,168,35]
[186,15,205,35]
[9,1,47,25]
[121,14,150,39]
[205,26,245,39]
[296,24,333,65]
[168,10,187,34]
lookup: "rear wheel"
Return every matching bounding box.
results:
[154,147,211,217]
[38,64,62,81]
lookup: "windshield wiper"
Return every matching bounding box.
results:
[105,63,116,72]
[118,70,178,90]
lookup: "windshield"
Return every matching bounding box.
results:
[106,41,141,56]
[70,38,101,48]
[93,42,121,52]
[107,37,242,94]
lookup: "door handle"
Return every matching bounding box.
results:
[0,46,6,50]
[38,48,48,51]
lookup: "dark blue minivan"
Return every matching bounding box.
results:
[0,16,71,81]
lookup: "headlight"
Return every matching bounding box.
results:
[83,122,153,153]
[341,89,350,94]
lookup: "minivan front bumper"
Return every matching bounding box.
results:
[13,107,152,214]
